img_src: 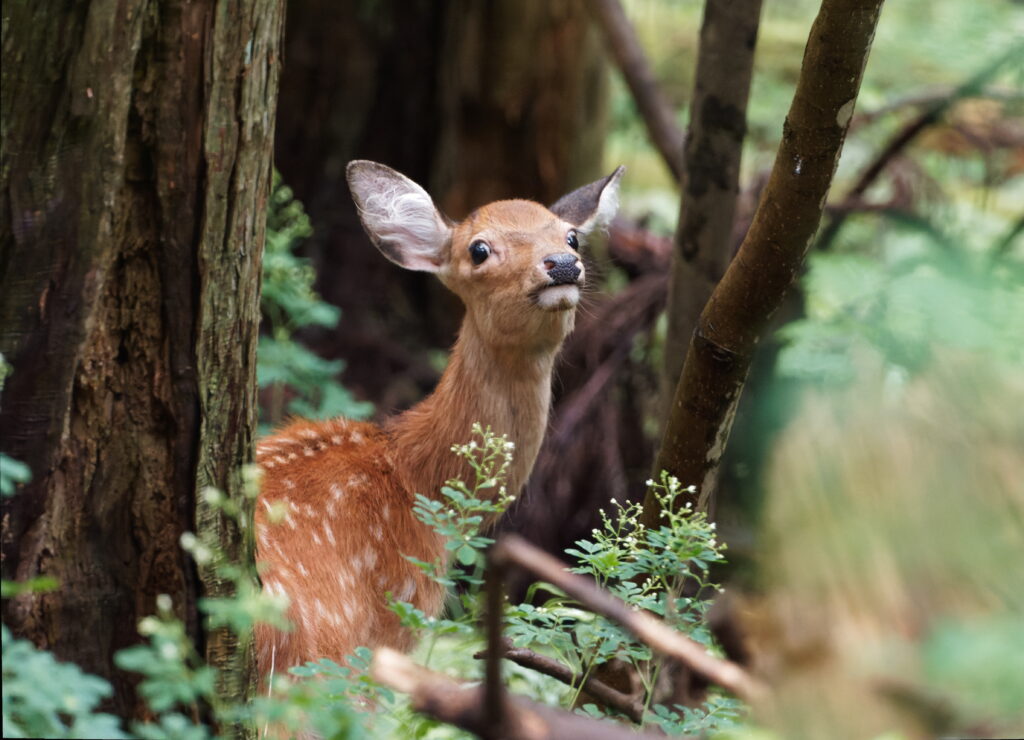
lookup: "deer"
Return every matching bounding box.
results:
[253,160,624,681]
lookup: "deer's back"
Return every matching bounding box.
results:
[254,418,445,676]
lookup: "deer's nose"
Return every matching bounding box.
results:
[542,253,582,285]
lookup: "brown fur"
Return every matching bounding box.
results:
[254,198,587,679]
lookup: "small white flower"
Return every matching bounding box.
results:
[156,594,173,612]
[645,479,654,487]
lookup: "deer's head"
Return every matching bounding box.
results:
[347,161,623,350]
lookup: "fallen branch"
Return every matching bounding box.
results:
[588,0,686,181]
[474,637,645,724]
[371,648,669,740]
[491,535,767,703]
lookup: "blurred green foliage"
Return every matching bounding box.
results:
[2,625,128,739]
[259,174,373,432]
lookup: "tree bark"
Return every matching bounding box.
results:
[0,0,284,726]
[650,0,887,517]
[661,0,763,397]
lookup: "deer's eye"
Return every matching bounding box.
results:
[469,240,491,265]
[566,230,580,251]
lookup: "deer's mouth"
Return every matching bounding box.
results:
[534,283,581,312]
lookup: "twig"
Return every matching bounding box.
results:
[474,637,646,724]
[491,535,767,703]
[588,0,686,182]
[816,45,1023,251]
[852,85,1020,127]
[484,557,506,729]
[371,648,670,740]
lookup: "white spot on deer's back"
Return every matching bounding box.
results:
[398,578,416,602]
[330,483,344,501]
[351,430,364,444]
[330,435,343,445]
[341,600,356,623]
[299,429,320,440]
[324,524,336,545]
[297,563,309,577]
[312,531,322,546]
[363,547,378,570]
[372,524,383,541]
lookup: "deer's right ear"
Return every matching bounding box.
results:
[549,166,625,235]
[346,161,452,273]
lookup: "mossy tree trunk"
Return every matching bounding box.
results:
[0,0,284,728]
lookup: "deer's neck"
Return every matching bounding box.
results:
[390,317,561,503]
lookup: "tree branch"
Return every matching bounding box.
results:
[588,0,686,182]
[474,637,646,724]
[371,648,669,740]
[651,0,886,515]
[816,45,1022,251]
[491,535,766,703]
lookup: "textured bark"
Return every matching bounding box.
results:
[661,0,763,396]
[650,0,886,517]
[0,0,283,726]
[274,0,608,408]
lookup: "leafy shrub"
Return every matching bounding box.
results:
[2,625,128,739]
[258,174,372,431]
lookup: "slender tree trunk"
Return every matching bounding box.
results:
[649,0,887,519]
[0,0,284,727]
[661,0,763,397]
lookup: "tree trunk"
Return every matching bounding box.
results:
[661,0,763,397]
[0,0,284,726]
[649,0,886,519]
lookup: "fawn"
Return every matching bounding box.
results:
[254,160,623,679]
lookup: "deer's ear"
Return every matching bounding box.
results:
[346,161,452,273]
[549,166,625,234]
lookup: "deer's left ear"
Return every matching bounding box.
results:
[549,166,625,234]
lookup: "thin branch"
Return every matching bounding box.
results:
[371,648,670,740]
[491,535,767,703]
[651,0,886,515]
[483,557,506,729]
[852,85,1021,127]
[474,637,646,724]
[588,0,686,182]
[816,45,1023,251]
